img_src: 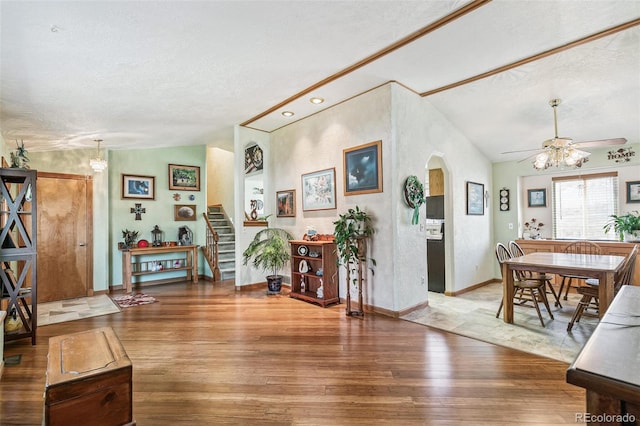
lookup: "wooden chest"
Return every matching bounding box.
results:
[45,327,135,426]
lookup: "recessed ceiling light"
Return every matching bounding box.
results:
[282,111,294,117]
[310,97,324,104]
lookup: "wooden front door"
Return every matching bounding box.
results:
[37,172,93,303]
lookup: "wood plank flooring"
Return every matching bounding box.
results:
[1,281,585,425]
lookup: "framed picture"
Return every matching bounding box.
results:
[627,181,640,203]
[276,189,296,217]
[527,188,547,207]
[466,181,484,215]
[343,140,382,195]
[174,204,197,221]
[169,164,200,191]
[244,144,264,174]
[122,174,155,200]
[301,168,336,211]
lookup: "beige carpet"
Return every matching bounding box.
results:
[38,294,121,326]
[401,282,598,364]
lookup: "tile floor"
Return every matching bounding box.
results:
[37,294,121,326]
[401,282,598,364]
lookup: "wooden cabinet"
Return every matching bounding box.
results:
[120,245,198,293]
[289,240,339,307]
[1,168,37,345]
[45,327,134,426]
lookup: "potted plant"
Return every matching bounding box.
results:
[122,229,139,248]
[603,211,640,242]
[333,206,376,315]
[242,227,294,293]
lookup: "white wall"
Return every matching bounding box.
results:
[206,147,235,220]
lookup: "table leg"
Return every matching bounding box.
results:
[192,246,198,283]
[597,271,615,318]
[122,251,132,293]
[502,263,515,323]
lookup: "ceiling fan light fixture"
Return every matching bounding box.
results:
[89,139,108,172]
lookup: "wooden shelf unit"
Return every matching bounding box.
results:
[0,168,37,345]
[289,240,338,307]
[120,245,198,293]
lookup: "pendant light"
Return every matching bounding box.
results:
[89,139,108,172]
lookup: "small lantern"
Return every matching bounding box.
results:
[151,225,164,247]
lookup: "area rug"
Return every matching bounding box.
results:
[112,293,157,308]
[38,295,121,326]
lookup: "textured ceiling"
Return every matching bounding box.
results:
[1,1,639,163]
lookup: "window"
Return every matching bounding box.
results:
[552,172,618,240]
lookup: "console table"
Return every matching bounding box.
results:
[120,245,198,293]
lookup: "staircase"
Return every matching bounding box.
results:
[204,205,236,281]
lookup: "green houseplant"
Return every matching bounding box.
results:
[603,211,640,242]
[242,227,294,293]
[333,206,376,315]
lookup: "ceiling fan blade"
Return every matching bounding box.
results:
[573,138,627,148]
[517,152,542,163]
[501,147,543,155]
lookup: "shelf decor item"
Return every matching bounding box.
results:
[242,227,294,294]
[403,175,425,225]
[333,206,376,317]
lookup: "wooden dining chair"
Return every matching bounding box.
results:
[558,240,602,301]
[495,243,554,327]
[508,241,562,308]
[567,244,638,332]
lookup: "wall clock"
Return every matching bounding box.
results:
[499,189,510,211]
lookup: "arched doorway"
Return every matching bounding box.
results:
[425,154,450,293]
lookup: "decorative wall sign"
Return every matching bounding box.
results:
[466,181,484,215]
[607,147,635,163]
[174,204,196,221]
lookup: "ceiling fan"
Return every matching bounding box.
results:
[502,99,627,170]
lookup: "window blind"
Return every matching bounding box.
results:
[552,172,618,240]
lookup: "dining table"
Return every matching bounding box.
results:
[501,252,626,324]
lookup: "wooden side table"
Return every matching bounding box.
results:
[120,245,198,293]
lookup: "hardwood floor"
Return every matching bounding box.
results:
[1,281,585,425]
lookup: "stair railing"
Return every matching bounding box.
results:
[201,212,221,281]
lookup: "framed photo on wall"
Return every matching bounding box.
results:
[343,140,382,195]
[122,174,155,200]
[527,188,547,207]
[169,164,200,191]
[466,181,484,215]
[174,204,197,221]
[276,189,296,217]
[301,168,336,211]
[627,181,640,203]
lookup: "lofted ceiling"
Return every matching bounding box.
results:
[1,0,639,164]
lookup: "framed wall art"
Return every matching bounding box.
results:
[174,204,196,221]
[527,188,547,207]
[343,140,382,195]
[244,144,263,174]
[122,174,155,200]
[466,181,484,215]
[276,189,296,217]
[627,181,640,203]
[169,164,200,191]
[301,168,336,211]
